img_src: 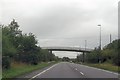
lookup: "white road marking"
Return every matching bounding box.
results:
[75,68,77,70]
[29,63,58,80]
[74,68,84,76]
[80,72,84,75]
[78,64,119,75]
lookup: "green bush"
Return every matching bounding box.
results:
[85,49,100,63]
[76,54,83,62]
[28,53,39,65]
[2,56,11,69]
[112,52,120,66]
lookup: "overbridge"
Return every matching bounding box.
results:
[41,46,93,62]
[41,46,93,53]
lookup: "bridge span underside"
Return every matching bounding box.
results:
[42,47,93,63]
[47,49,91,53]
[41,47,93,53]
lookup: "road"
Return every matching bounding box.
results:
[18,62,119,79]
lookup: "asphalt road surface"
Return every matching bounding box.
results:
[18,62,119,79]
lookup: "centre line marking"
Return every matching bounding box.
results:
[80,72,84,75]
[75,68,77,70]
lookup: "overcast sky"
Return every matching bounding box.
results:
[1,0,119,58]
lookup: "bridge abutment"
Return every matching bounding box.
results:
[83,52,85,63]
[49,50,52,54]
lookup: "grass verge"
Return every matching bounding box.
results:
[82,62,120,73]
[2,61,57,78]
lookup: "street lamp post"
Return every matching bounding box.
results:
[85,40,87,51]
[110,34,112,43]
[98,24,101,50]
[98,24,101,63]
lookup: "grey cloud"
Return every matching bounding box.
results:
[19,5,99,39]
[1,0,118,58]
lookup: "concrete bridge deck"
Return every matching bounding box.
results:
[41,46,93,53]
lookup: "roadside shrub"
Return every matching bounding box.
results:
[86,49,101,63]
[2,56,11,69]
[76,54,83,62]
[112,52,120,66]
[28,53,39,65]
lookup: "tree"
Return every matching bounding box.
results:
[2,19,59,69]
[102,39,119,66]
[85,48,100,63]
[2,19,21,57]
[15,33,39,64]
[62,57,70,62]
[76,54,83,62]
[2,35,17,57]
[101,49,113,63]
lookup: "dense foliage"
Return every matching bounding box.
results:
[76,39,120,66]
[2,20,57,69]
[62,57,70,61]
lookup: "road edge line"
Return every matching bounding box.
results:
[29,63,58,80]
[78,64,119,75]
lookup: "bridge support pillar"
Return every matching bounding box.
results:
[49,50,52,54]
[83,52,85,63]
